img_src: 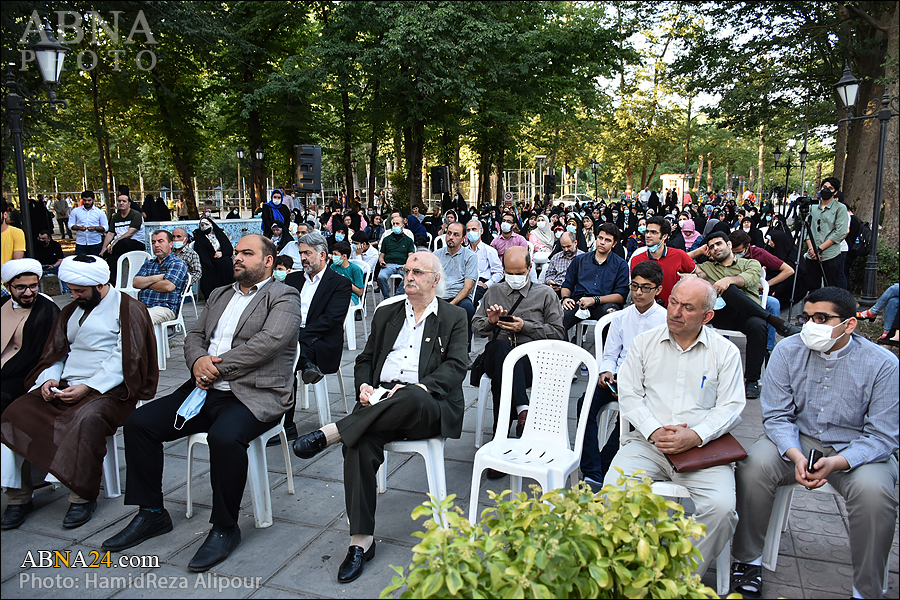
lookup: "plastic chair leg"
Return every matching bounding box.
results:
[337,367,349,413]
[313,378,331,426]
[102,434,121,499]
[475,376,491,448]
[185,436,200,519]
[246,437,273,528]
[344,310,357,351]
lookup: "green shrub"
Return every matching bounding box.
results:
[381,473,726,599]
[387,169,410,215]
[848,239,899,294]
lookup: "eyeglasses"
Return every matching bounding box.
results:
[629,283,659,293]
[402,268,434,277]
[797,312,842,325]
[11,283,40,293]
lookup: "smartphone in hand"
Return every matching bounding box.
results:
[498,315,515,322]
[607,380,618,394]
[807,448,824,472]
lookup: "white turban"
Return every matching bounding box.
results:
[58,255,110,286]
[1,258,42,284]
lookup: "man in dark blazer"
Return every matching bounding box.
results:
[279,232,352,440]
[292,251,468,584]
[102,234,301,573]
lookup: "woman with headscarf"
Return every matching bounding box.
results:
[439,209,458,237]
[193,217,235,298]
[565,213,588,252]
[141,194,160,222]
[528,213,554,253]
[764,216,796,265]
[268,221,294,254]
[581,214,597,252]
[261,189,291,235]
[329,220,349,252]
[681,219,701,250]
[740,216,765,248]
[155,195,171,221]
[406,212,429,247]
[626,216,648,260]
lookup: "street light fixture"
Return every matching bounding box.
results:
[833,61,900,306]
[4,25,70,257]
[535,155,546,204]
[236,146,265,207]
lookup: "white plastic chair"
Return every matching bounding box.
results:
[474,373,492,448]
[709,268,769,341]
[432,234,446,252]
[185,345,299,528]
[468,340,598,523]
[116,250,152,296]
[376,437,448,525]
[591,313,620,452]
[617,411,731,596]
[3,434,121,499]
[153,273,192,371]
[344,262,372,351]
[761,483,889,594]
[295,367,349,424]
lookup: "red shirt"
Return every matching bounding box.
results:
[630,246,696,306]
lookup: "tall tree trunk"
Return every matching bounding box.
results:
[342,90,354,205]
[625,162,633,195]
[695,155,704,193]
[833,119,848,182]
[756,123,765,198]
[495,145,506,206]
[248,108,264,211]
[89,70,111,208]
[453,137,462,198]
[706,154,714,193]
[404,122,424,210]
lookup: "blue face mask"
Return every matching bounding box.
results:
[466,231,480,243]
[647,242,662,253]
[175,387,207,430]
[638,225,646,234]
[335,233,345,243]
[566,225,577,234]
[392,226,402,235]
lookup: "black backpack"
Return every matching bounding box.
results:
[851,220,872,256]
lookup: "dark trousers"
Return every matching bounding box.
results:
[482,339,532,434]
[792,254,843,302]
[336,385,442,535]
[284,338,320,428]
[453,297,476,351]
[75,243,102,256]
[123,380,276,528]
[57,217,71,238]
[474,283,487,308]
[577,385,619,483]
[563,301,621,339]
[106,238,146,286]
[709,286,768,382]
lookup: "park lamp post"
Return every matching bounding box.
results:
[772,144,807,215]
[351,159,358,205]
[236,146,265,208]
[589,159,599,201]
[833,61,900,306]
[4,26,69,258]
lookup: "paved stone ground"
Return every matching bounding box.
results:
[1,290,897,599]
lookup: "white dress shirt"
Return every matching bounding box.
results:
[379,297,439,385]
[299,267,325,327]
[68,206,108,246]
[599,301,667,374]
[469,241,503,287]
[208,278,271,391]
[618,324,745,446]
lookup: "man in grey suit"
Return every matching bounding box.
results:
[292,251,468,584]
[103,234,301,573]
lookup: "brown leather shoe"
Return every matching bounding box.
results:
[515,410,528,438]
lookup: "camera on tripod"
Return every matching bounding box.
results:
[796,196,816,213]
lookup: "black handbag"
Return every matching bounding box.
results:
[469,294,525,386]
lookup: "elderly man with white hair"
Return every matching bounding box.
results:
[0,259,60,413]
[0,254,158,531]
[292,251,468,584]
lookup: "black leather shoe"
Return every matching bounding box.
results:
[745,380,760,399]
[188,526,241,572]
[293,429,328,459]
[62,500,97,529]
[1,502,34,530]
[337,542,376,583]
[515,410,528,438]
[268,422,299,447]
[102,508,173,551]
[779,321,802,337]
[302,364,325,384]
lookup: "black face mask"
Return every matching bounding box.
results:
[820,188,834,201]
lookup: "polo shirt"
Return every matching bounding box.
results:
[381,232,416,265]
[561,250,630,302]
[630,246,695,306]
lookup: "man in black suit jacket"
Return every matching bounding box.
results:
[292,251,468,584]
[280,232,352,439]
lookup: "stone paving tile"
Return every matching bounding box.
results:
[788,509,849,537]
[268,477,345,528]
[789,531,852,564]
[0,530,79,583]
[796,556,856,596]
[109,564,253,599]
[247,587,318,599]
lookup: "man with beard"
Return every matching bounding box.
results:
[68,191,108,256]
[540,232,582,296]
[0,259,60,413]
[103,235,300,573]
[1,255,158,530]
[276,231,350,441]
[100,186,146,285]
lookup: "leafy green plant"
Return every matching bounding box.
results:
[381,473,724,599]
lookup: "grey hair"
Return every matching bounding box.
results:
[560,231,576,245]
[672,276,717,312]
[466,218,483,231]
[297,232,328,256]
[420,251,446,298]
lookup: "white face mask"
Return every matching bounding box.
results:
[272,197,282,206]
[800,318,849,352]
[505,274,528,290]
[501,222,513,234]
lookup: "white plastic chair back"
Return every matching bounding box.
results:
[154,273,192,371]
[116,250,152,291]
[433,234,446,251]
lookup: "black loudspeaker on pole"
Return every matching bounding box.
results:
[544,174,557,196]
[295,145,322,192]
[431,166,450,194]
